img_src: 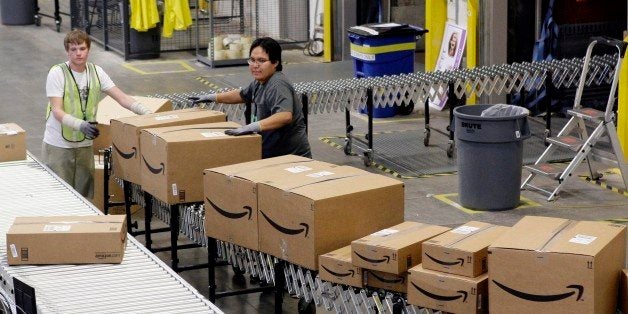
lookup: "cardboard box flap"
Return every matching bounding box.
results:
[427,221,507,251]
[205,155,312,178]
[263,166,367,190]
[10,215,126,238]
[490,216,573,251]
[358,222,450,248]
[143,122,242,142]
[0,123,25,135]
[543,221,626,256]
[96,95,173,125]
[114,108,222,127]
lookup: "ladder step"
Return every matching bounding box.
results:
[547,135,583,151]
[524,163,563,180]
[568,108,605,121]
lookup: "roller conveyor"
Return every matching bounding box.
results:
[0,155,223,314]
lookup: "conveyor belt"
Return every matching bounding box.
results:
[0,155,223,314]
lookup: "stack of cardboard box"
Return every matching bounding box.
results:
[407,221,509,313]
[203,156,406,270]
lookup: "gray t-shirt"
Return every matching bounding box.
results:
[240,72,311,158]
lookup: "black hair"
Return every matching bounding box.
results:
[250,37,282,71]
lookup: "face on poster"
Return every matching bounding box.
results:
[430,23,467,110]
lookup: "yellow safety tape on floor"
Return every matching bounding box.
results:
[433,193,541,214]
[123,60,195,75]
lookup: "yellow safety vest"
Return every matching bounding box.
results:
[46,62,101,142]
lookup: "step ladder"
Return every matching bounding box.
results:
[522,37,628,201]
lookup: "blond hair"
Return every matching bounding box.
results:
[64,29,91,51]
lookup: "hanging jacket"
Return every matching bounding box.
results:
[162,0,193,38]
[46,63,101,142]
[130,0,160,32]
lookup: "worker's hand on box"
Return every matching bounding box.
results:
[189,93,217,105]
[80,121,100,139]
[224,122,260,136]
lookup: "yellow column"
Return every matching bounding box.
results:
[466,0,478,104]
[424,1,446,71]
[323,0,333,62]
[618,35,628,158]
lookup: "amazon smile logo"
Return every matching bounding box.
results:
[354,251,390,264]
[260,211,309,237]
[369,271,404,284]
[411,282,468,302]
[321,265,355,278]
[142,156,165,174]
[113,144,136,159]
[424,253,464,267]
[206,198,252,220]
[492,280,584,302]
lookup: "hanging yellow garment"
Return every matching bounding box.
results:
[162,0,193,38]
[130,0,160,32]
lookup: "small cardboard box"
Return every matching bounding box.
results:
[0,123,26,162]
[407,264,488,314]
[140,122,261,204]
[93,96,173,153]
[6,215,127,265]
[203,156,335,251]
[422,221,509,277]
[319,245,363,288]
[621,269,627,314]
[111,108,226,184]
[364,269,407,293]
[89,154,140,215]
[489,216,626,314]
[257,166,405,270]
[352,221,450,274]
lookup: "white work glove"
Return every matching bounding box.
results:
[130,101,153,115]
[224,122,261,136]
[62,114,99,139]
[188,93,217,105]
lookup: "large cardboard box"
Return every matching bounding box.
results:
[319,245,363,288]
[489,216,626,314]
[0,123,26,162]
[621,269,628,314]
[352,221,450,274]
[203,156,335,251]
[6,215,127,265]
[257,167,405,270]
[89,155,140,215]
[407,264,488,314]
[140,122,261,204]
[111,108,226,184]
[364,269,407,293]
[422,221,509,277]
[93,96,173,153]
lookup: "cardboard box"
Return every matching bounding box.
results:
[257,166,405,270]
[203,156,335,251]
[111,108,226,184]
[352,221,450,274]
[407,264,488,314]
[364,269,407,293]
[89,154,140,215]
[140,122,261,204]
[319,245,363,288]
[489,216,626,314]
[621,269,628,314]
[422,221,509,277]
[93,96,173,153]
[0,123,26,162]
[6,215,127,265]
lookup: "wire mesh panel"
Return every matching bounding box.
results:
[257,0,308,44]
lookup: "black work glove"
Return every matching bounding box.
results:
[188,93,217,105]
[224,122,261,136]
[80,121,100,139]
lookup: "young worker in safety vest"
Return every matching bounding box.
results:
[42,29,152,198]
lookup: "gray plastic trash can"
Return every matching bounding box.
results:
[0,0,35,25]
[454,104,530,210]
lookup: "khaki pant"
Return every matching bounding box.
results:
[41,142,94,198]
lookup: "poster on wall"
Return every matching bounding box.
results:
[429,22,467,110]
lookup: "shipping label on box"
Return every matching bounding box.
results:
[0,123,26,162]
[204,156,335,251]
[140,122,260,204]
[407,264,488,314]
[6,215,127,265]
[422,221,509,277]
[319,245,363,288]
[93,96,173,153]
[258,167,405,270]
[111,108,226,184]
[365,269,407,293]
[489,216,626,314]
[351,221,450,274]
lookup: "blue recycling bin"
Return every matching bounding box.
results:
[348,24,426,117]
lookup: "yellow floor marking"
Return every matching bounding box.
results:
[433,193,541,214]
[123,60,195,75]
